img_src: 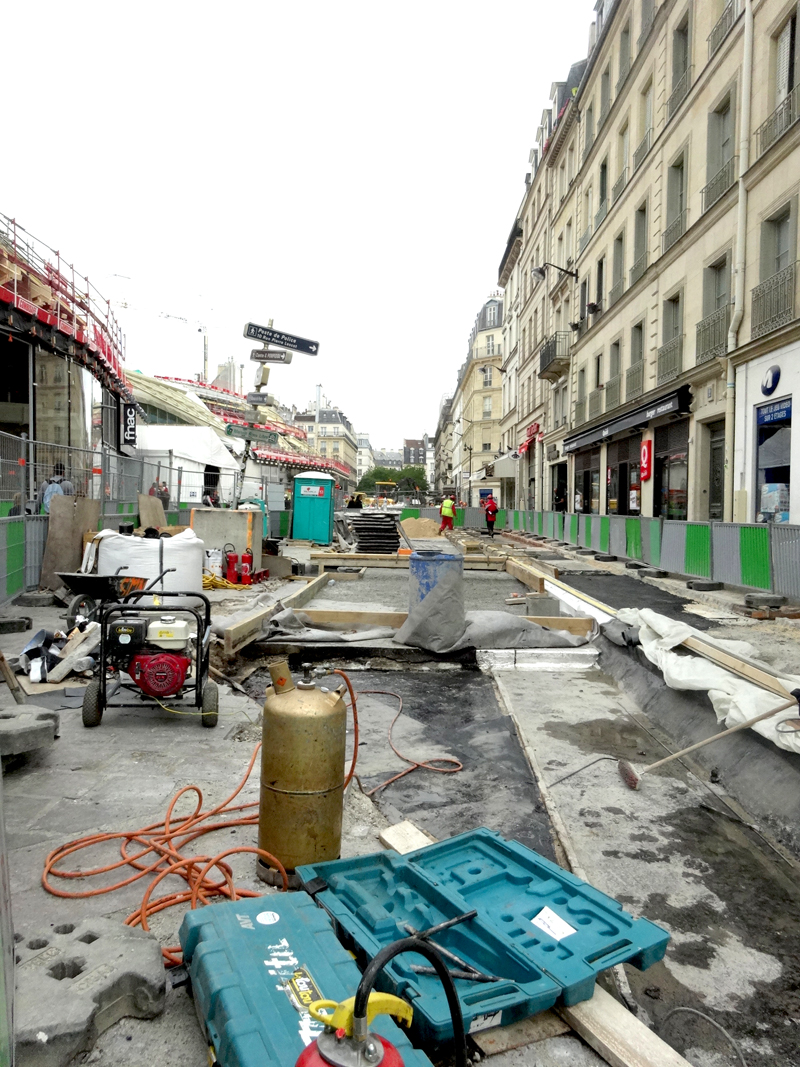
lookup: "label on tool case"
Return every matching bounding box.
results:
[469,1011,502,1034]
[285,967,324,1013]
[531,906,577,941]
[263,935,326,1047]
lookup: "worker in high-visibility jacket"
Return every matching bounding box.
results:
[439,494,456,533]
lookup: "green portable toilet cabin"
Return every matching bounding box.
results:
[292,472,336,544]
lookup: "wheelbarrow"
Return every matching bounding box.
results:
[57,567,155,629]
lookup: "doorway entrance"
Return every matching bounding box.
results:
[708,420,725,520]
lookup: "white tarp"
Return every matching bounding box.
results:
[616,608,800,755]
[493,453,518,478]
[135,425,240,472]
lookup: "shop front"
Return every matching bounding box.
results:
[564,386,691,517]
[735,348,798,524]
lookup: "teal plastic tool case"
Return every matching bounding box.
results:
[298,827,669,1043]
[179,893,433,1067]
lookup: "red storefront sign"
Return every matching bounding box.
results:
[640,440,653,481]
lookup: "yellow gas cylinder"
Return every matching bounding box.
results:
[257,661,346,885]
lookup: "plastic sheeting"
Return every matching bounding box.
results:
[395,566,589,653]
[616,608,800,755]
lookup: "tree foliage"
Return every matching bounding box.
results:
[357,465,429,493]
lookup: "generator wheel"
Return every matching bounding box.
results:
[201,680,219,728]
[82,679,104,728]
[66,594,98,631]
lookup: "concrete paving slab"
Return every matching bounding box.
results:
[15,917,165,1067]
[0,708,59,756]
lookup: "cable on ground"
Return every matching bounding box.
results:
[658,1006,747,1067]
[42,669,364,967]
[353,689,462,796]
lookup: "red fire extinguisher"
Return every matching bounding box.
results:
[241,547,253,585]
[224,542,239,584]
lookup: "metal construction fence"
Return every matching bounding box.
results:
[399,506,799,599]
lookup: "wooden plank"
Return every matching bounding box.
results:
[472,1011,570,1055]
[558,986,692,1067]
[682,635,795,699]
[222,573,330,656]
[311,553,504,571]
[137,493,166,529]
[504,558,546,592]
[283,572,329,610]
[303,609,408,628]
[523,616,594,636]
[379,820,436,854]
[47,627,102,683]
[18,674,89,695]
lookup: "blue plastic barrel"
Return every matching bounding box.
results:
[408,551,463,610]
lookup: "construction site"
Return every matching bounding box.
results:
[2,492,799,1067]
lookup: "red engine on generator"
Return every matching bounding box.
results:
[128,652,191,697]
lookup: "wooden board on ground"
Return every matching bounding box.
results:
[299,608,593,636]
[472,1011,570,1054]
[504,558,547,592]
[558,986,692,1067]
[47,626,102,683]
[221,572,330,656]
[137,493,167,529]
[682,634,796,699]
[18,674,89,695]
[327,567,367,582]
[311,553,505,571]
[40,496,101,591]
[379,820,437,854]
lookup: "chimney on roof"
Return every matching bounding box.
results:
[588,20,597,51]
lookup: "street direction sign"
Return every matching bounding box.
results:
[244,323,319,355]
[245,392,268,407]
[225,423,280,446]
[250,348,294,364]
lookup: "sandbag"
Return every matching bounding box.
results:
[97,529,205,603]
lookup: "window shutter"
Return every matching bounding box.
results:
[645,86,653,131]
[777,20,792,103]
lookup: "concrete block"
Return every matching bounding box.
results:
[686,580,723,591]
[525,594,562,616]
[476,649,516,670]
[625,560,647,569]
[514,647,599,670]
[638,568,667,578]
[575,549,597,556]
[14,593,55,608]
[0,708,59,756]
[744,593,786,608]
[526,551,561,560]
[0,616,32,633]
[594,554,617,562]
[15,917,165,1067]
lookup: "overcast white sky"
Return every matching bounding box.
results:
[6,1,593,449]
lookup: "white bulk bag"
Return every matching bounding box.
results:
[97,530,205,604]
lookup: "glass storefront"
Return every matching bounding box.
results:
[606,435,641,515]
[574,448,601,513]
[653,419,689,521]
[755,397,791,523]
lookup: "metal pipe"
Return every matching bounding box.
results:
[724,0,753,521]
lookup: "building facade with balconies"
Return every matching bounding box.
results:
[447,295,504,505]
[497,0,800,524]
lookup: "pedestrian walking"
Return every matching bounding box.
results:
[439,494,456,533]
[159,482,170,510]
[484,494,499,538]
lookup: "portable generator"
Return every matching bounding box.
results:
[81,584,217,729]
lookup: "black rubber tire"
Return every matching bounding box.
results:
[82,679,104,728]
[201,680,218,728]
[67,594,98,631]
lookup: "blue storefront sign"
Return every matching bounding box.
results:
[757,398,792,425]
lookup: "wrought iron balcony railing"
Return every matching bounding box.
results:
[605,375,621,411]
[755,84,800,159]
[657,335,683,384]
[588,388,603,420]
[701,156,737,213]
[608,277,625,307]
[594,199,608,231]
[662,210,686,254]
[638,8,655,51]
[667,66,692,120]
[616,56,631,95]
[539,331,572,380]
[696,304,731,364]
[574,398,586,426]
[708,0,738,60]
[578,224,593,255]
[612,167,628,204]
[626,360,644,400]
[751,263,797,339]
[629,250,648,287]
[633,128,652,172]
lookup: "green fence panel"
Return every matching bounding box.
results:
[584,515,592,548]
[569,514,578,543]
[279,511,291,537]
[6,521,24,597]
[536,513,543,535]
[685,524,711,578]
[513,511,519,530]
[454,509,465,528]
[556,513,564,540]
[497,510,507,530]
[600,517,610,552]
[625,518,643,560]
[650,520,661,565]
[740,525,771,589]
[399,509,420,521]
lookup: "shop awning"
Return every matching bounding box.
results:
[470,468,487,482]
[493,453,518,478]
[562,386,691,454]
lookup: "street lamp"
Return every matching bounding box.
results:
[532,262,578,281]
